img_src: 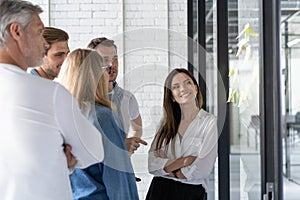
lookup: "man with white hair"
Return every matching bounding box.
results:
[0,1,104,199]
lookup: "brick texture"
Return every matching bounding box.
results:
[29,0,187,199]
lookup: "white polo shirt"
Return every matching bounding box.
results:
[0,64,104,200]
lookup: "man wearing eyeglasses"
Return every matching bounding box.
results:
[88,37,147,154]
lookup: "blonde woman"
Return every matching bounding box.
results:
[59,48,139,200]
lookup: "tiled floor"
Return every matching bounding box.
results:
[284,177,300,200]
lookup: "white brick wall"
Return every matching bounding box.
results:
[29,0,187,199]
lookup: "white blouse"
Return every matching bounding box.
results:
[0,64,104,200]
[148,109,218,191]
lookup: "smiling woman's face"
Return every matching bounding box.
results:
[171,72,198,105]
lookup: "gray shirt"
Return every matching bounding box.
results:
[108,82,140,135]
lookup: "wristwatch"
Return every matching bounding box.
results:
[172,169,180,178]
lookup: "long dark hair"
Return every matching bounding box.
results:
[155,68,203,150]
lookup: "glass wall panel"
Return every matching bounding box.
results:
[205,1,219,200]
[228,0,261,199]
[280,1,300,199]
[191,0,300,199]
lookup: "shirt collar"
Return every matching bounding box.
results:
[0,63,25,73]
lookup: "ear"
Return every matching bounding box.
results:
[9,22,23,41]
[194,84,199,94]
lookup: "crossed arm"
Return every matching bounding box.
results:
[163,156,196,179]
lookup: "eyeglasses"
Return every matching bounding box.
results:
[102,65,112,74]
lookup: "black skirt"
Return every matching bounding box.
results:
[146,176,207,200]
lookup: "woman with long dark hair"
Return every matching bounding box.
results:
[147,68,218,200]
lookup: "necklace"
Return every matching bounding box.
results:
[37,67,53,80]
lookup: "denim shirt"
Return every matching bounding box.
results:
[70,104,139,200]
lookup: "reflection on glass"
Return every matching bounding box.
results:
[281,1,300,198]
[228,0,261,199]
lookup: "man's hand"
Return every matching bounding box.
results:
[63,144,77,170]
[125,137,147,154]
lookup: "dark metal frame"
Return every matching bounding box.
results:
[187,0,207,110]
[198,0,207,110]
[260,0,283,199]
[216,1,230,200]
[187,0,194,74]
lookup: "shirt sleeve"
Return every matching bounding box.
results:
[128,93,140,120]
[54,85,104,168]
[148,137,169,176]
[181,116,218,180]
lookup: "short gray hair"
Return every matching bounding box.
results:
[0,0,43,47]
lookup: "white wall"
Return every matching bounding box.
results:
[29,0,187,198]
